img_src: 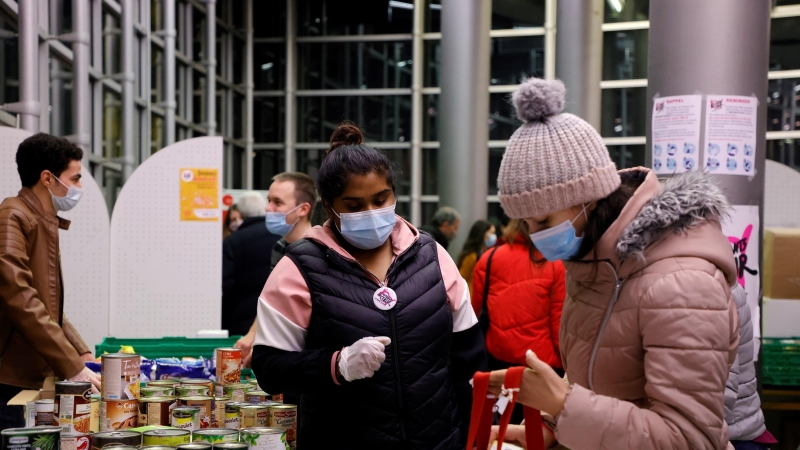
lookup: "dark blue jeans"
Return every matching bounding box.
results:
[731,441,771,450]
[0,384,26,431]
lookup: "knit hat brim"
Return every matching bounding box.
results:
[499,163,622,219]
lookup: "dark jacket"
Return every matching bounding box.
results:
[0,188,90,388]
[221,216,280,336]
[251,218,486,450]
[420,224,450,250]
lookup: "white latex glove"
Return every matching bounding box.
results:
[68,367,101,394]
[338,336,392,382]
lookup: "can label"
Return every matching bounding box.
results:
[175,386,210,397]
[222,385,248,403]
[223,411,240,430]
[240,408,269,427]
[142,431,192,447]
[213,398,229,428]
[102,355,141,400]
[60,435,92,450]
[138,399,175,425]
[269,408,298,446]
[2,429,61,450]
[141,387,173,398]
[56,392,92,434]
[177,397,214,428]
[90,398,99,433]
[100,400,139,431]
[192,431,239,444]
[216,348,242,386]
[171,409,201,430]
[240,430,287,450]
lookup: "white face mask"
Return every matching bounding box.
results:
[48,172,83,212]
[228,220,243,232]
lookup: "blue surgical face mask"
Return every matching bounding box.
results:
[332,203,397,250]
[48,172,83,212]
[529,205,588,262]
[265,204,302,236]
[484,233,497,248]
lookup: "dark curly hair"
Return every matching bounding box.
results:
[16,133,83,188]
[317,121,396,205]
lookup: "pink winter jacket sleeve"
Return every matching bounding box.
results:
[555,270,739,450]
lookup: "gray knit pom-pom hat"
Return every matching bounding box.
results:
[498,78,621,219]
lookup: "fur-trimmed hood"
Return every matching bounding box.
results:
[616,171,730,260]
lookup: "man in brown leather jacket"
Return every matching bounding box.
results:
[0,133,100,429]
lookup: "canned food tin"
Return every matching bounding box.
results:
[223,403,242,430]
[138,396,177,426]
[177,444,212,450]
[215,348,242,391]
[177,396,214,429]
[213,397,230,428]
[211,443,248,450]
[34,399,55,426]
[147,380,181,388]
[55,381,93,434]
[61,434,92,450]
[220,384,249,403]
[101,353,141,400]
[239,427,287,450]
[141,386,174,398]
[247,379,259,389]
[175,385,210,397]
[239,405,269,428]
[99,446,138,450]
[141,429,191,447]
[180,379,214,398]
[268,405,297,447]
[100,400,139,431]
[191,428,239,444]
[90,396,100,433]
[171,407,201,431]
[1,427,61,450]
[90,431,142,450]
[140,446,176,450]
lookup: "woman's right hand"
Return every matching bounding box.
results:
[486,423,555,449]
[338,336,392,382]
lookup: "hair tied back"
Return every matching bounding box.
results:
[328,121,364,154]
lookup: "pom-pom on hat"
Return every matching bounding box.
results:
[498,78,621,219]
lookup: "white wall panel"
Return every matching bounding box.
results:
[109,137,223,338]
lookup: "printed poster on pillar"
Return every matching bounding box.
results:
[703,96,757,176]
[179,168,220,221]
[721,205,760,336]
[651,95,702,174]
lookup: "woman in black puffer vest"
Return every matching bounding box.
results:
[251,122,487,450]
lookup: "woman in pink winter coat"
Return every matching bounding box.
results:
[490,78,739,450]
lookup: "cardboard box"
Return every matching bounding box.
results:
[763,297,800,338]
[7,377,56,427]
[764,228,800,299]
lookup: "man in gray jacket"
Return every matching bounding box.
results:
[726,284,776,449]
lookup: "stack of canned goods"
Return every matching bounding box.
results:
[100,353,142,432]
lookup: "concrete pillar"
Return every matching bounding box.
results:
[647,0,770,210]
[646,0,770,349]
[555,0,603,129]
[439,0,491,257]
[164,0,177,146]
[410,0,424,225]
[205,0,217,136]
[73,0,92,156]
[285,0,297,173]
[244,0,254,189]
[121,0,135,180]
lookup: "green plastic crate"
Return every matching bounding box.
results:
[762,338,800,387]
[95,336,243,360]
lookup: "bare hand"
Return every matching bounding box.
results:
[80,353,95,362]
[487,424,528,449]
[235,332,256,368]
[488,350,568,417]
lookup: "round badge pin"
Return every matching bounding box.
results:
[373,286,398,311]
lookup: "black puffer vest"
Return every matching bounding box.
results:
[286,232,463,450]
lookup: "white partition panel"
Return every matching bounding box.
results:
[110,137,223,338]
[0,127,110,352]
[764,159,800,228]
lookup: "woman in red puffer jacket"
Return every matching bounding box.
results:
[472,219,566,374]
